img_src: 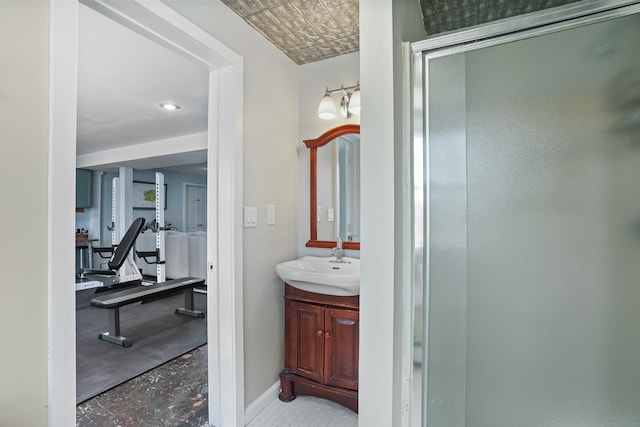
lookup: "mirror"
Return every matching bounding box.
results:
[305,124,360,250]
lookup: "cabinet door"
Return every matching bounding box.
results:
[288,301,325,383]
[324,307,359,390]
[76,168,93,208]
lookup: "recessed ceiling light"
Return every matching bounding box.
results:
[159,102,181,111]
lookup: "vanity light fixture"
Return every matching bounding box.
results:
[159,102,181,111]
[318,82,361,120]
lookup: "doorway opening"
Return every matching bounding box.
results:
[50,1,244,425]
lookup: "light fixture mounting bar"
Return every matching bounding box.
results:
[325,83,359,95]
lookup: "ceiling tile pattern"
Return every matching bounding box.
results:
[222,0,585,64]
[420,0,583,35]
[222,0,359,65]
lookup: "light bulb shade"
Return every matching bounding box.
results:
[318,94,336,120]
[349,88,361,115]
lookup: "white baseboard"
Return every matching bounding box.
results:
[244,381,280,424]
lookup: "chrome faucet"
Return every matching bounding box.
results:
[331,237,344,262]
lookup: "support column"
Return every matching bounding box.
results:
[118,167,133,239]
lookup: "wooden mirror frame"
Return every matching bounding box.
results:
[304,124,360,250]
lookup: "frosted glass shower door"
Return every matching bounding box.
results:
[421,10,640,427]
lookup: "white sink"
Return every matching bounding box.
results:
[275,256,360,296]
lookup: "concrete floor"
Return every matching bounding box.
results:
[76,345,208,426]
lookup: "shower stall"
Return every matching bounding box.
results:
[408,2,640,425]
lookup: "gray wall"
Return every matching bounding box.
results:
[0,2,50,426]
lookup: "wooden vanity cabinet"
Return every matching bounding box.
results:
[279,284,359,413]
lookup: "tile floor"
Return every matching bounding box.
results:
[76,344,358,426]
[247,395,358,427]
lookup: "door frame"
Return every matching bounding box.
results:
[49,1,244,425]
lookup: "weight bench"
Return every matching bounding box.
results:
[80,217,146,290]
[90,277,205,347]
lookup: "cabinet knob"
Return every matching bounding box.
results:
[317,330,323,336]
[324,331,331,338]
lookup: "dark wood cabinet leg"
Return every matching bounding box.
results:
[279,370,295,402]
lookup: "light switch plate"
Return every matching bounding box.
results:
[327,208,334,222]
[244,206,258,227]
[267,204,276,225]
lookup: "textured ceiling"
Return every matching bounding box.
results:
[221,0,359,65]
[419,0,582,35]
[221,0,584,65]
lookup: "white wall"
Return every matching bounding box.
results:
[164,1,300,407]
[298,53,360,256]
[359,0,425,425]
[0,2,50,426]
